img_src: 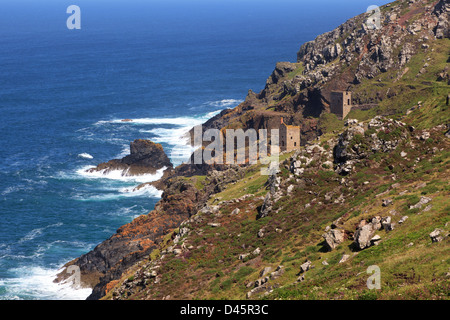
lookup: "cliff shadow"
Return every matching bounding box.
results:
[301,88,326,118]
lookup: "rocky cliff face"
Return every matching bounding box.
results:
[194,0,449,137]
[295,0,447,95]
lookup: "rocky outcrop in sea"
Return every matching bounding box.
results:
[86,139,173,176]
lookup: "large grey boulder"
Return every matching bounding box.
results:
[322,228,345,251]
[354,224,376,250]
[353,216,382,250]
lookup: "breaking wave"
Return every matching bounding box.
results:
[0,266,92,300]
[75,166,167,184]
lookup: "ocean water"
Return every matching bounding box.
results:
[0,0,389,300]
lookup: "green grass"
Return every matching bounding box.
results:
[318,112,344,135]
[349,38,450,123]
[287,63,305,79]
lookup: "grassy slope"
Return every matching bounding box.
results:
[348,38,450,124]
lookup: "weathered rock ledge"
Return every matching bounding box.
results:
[87,139,173,176]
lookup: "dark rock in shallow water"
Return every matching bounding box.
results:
[87,139,173,176]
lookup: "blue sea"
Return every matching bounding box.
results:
[0,0,388,299]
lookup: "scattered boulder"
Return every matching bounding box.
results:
[257,174,283,219]
[322,228,345,251]
[257,228,265,238]
[200,204,219,215]
[381,216,394,231]
[246,284,273,299]
[254,277,269,288]
[370,216,382,230]
[398,216,409,224]
[287,184,295,194]
[418,131,430,141]
[354,217,382,250]
[429,229,445,243]
[239,253,250,260]
[300,260,312,273]
[270,266,285,280]
[370,235,382,246]
[339,254,350,263]
[260,267,272,278]
[334,117,405,175]
[410,196,432,210]
[207,222,221,228]
[231,208,240,215]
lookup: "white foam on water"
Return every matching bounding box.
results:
[91,99,241,166]
[70,166,166,201]
[95,107,225,128]
[77,153,93,160]
[119,183,163,198]
[116,144,131,159]
[120,204,150,219]
[141,127,191,145]
[1,186,20,196]
[76,185,162,201]
[208,99,242,108]
[95,117,195,126]
[75,166,167,184]
[18,223,64,244]
[0,266,92,300]
[1,178,49,197]
[132,108,228,165]
[1,184,33,196]
[18,228,43,244]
